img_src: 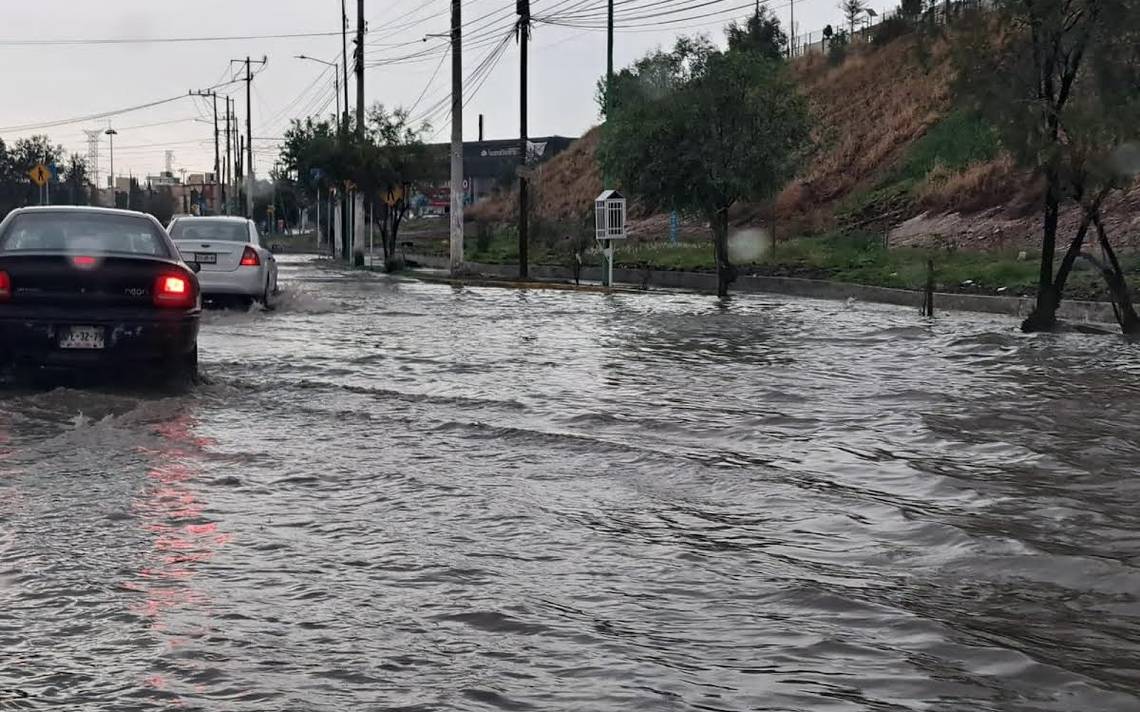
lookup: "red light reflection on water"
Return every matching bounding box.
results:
[125,414,230,703]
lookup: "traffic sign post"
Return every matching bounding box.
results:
[28,164,50,205]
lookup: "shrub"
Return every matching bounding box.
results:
[872,16,912,47]
[827,30,850,66]
[475,220,493,254]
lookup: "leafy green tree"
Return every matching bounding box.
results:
[365,104,437,270]
[954,0,1140,333]
[599,37,811,297]
[279,104,439,269]
[725,5,787,60]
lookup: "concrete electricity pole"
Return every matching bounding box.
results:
[190,89,221,213]
[223,97,232,214]
[449,0,464,274]
[517,0,531,280]
[353,0,366,267]
[232,56,266,219]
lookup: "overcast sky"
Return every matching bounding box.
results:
[0,0,897,181]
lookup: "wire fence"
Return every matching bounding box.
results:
[787,0,997,58]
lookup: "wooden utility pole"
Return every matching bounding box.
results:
[449,0,464,274]
[518,0,531,280]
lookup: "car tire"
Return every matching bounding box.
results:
[259,278,275,310]
[164,346,199,388]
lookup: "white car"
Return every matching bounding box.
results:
[167,216,278,307]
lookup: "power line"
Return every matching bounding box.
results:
[0,95,188,133]
[0,30,342,47]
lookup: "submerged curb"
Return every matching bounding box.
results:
[402,255,1118,324]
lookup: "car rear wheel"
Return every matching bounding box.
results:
[258,278,275,310]
[163,346,199,387]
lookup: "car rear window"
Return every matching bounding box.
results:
[0,212,171,257]
[170,220,250,242]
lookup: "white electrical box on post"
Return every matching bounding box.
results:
[594,190,627,288]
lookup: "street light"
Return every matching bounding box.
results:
[295,55,341,131]
[104,127,118,207]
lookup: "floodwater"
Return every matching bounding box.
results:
[1,256,1139,711]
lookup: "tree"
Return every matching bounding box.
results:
[954,0,1140,333]
[900,0,926,20]
[279,104,439,270]
[840,0,867,36]
[725,5,787,60]
[62,154,89,206]
[599,37,811,297]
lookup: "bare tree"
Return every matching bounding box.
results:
[840,0,867,36]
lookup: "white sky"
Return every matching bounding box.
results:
[0,0,896,180]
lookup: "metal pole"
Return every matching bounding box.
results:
[334,73,340,129]
[105,128,117,208]
[316,187,321,250]
[449,0,464,274]
[518,0,530,280]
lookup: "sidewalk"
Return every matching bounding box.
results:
[403,254,1119,324]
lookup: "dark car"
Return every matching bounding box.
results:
[0,206,201,383]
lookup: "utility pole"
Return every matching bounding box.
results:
[223,97,232,214]
[789,0,795,57]
[190,90,221,213]
[353,0,366,266]
[449,0,464,274]
[231,56,266,219]
[341,0,351,133]
[517,0,531,280]
[602,0,615,287]
[245,58,254,218]
[105,127,117,207]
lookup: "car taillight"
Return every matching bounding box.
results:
[240,247,260,267]
[153,273,195,308]
[0,271,10,302]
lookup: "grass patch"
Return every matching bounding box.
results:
[839,110,1003,221]
[896,109,1002,183]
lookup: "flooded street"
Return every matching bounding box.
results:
[2,255,1139,711]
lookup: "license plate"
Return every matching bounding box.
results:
[194,253,217,264]
[59,326,105,350]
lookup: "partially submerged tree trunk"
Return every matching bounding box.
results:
[711,207,735,298]
[1022,175,1062,332]
[1092,213,1140,335]
[1021,189,1111,332]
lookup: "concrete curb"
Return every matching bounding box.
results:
[405,254,1118,324]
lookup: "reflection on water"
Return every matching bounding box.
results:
[0,256,1138,711]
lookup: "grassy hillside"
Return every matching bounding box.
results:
[462,24,1139,271]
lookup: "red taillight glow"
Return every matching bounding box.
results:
[153,273,195,308]
[0,271,10,302]
[240,247,260,267]
[72,256,97,268]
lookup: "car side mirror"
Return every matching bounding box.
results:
[189,262,202,274]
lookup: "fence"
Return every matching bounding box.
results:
[787,0,997,58]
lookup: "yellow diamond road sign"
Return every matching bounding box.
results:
[28,164,49,188]
[383,185,403,207]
